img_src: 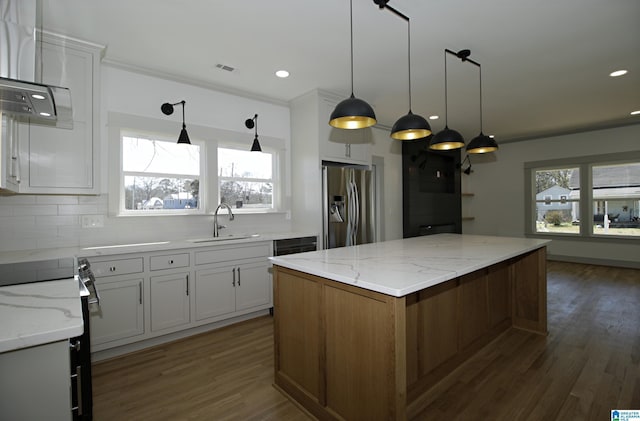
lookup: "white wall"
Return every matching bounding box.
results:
[0,65,294,252]
[462,124,640,267]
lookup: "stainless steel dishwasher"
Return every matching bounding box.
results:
[273,236,318,256]
[270,236,318,315]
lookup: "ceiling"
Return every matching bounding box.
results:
[41,0,640,144]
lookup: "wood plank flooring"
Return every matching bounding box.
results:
[92,261,640,420]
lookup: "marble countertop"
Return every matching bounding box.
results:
[269,234,551,297]
[0,278,84,353]
[0,231,318,264]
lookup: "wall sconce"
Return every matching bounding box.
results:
[457,155,473,175]
[329,0,377,129]
[376,0,431,140]
[245,114,261,152]
[429,49,468,151]
[161,100,190,144]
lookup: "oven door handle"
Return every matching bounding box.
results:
[85,273,101,306]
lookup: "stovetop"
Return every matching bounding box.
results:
[0,257,76,287]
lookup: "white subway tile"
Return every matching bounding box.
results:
[58,204,99,215]
[35,196,79,205]
[36,215,80,226]
[12,205,58,216]
[0,195,36,205]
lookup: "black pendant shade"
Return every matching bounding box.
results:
[329,94,377,129]
[430,49,467,151]
[467,132,498,154]
[329,0,376,130]
[429,126,465,150]
[467,54,498,154]
[391,111,431,140]
[161,100,191,145]
[378,2,431,140]
[245,114,262,152]
[177,126,190,144]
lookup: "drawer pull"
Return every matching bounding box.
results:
[169,259,174,265]
[109,266,116,272]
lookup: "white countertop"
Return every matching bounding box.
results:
[269,234,551,297]
[0,278,84,353]
[0,231,318,264]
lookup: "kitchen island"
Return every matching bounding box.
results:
[269,234,550,420]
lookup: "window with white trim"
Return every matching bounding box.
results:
[121,135,203,214]
[217,147,275,210]
[526,154,640,238]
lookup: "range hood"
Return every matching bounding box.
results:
[0,76,72,127]
[0,0,73,128]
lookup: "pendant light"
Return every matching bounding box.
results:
[429,50,465,150]
[245,114,262,152]
[376,1,431,140]
[161,100,191,144]
[467,58,499,154]
[329,0,377,129]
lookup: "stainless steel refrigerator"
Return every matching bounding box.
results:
[322,164,375,249]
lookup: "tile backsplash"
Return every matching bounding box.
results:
[0,194,292,252]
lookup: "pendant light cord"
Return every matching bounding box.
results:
[407,18,412,111]
[478,63,483,133]
[349,0,354,96]
[443,49,448,127]
[254,114,258,138]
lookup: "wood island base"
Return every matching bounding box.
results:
[273,247,547,420]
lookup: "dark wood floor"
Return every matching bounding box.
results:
[92,261,640,420]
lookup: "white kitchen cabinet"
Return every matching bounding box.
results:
[194,242,272,322]
[150,271,191,332]
[83,241,272,357]
[0,340,71,420]
[13,33,102,194]
[319,94,372,166]
[90,278,145,348]
[194,265,237,320]
[194,260,270,321]
[87,255,145,349]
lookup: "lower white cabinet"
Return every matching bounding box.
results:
[0,340,71,420]
[150,272,190,331]
[195,260,270,321]
[90,278,144,347]
[83,241,272,354]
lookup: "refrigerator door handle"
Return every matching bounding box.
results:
[352,180,359,245]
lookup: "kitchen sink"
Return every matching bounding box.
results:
[186,234,260,243]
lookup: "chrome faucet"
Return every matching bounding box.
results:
[213,203,234,237]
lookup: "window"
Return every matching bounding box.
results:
[592,162,640,237]
[533,167,579,234]
[526,154,640,239]
[217,147,275,210]
[121,135,202,214]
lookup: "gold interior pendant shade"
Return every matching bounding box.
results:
[329,0,376,130]
[376,1,431,140]
[466,57,499,154]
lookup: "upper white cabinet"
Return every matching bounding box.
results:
[292,89,372,167]
[14,33,103,194]
[319,94,372,166]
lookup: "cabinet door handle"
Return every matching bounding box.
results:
[139,281,142,304]
[186,274,189,296]
[237,267,241,286]
[232,267,236,287]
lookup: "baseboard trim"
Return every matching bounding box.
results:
[547,254,640,270]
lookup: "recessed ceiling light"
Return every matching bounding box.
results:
[428,115,439,120]
[631,110,640,115]
[275,70,289,78]
[31,94,46,100]
[609,70,627,77]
